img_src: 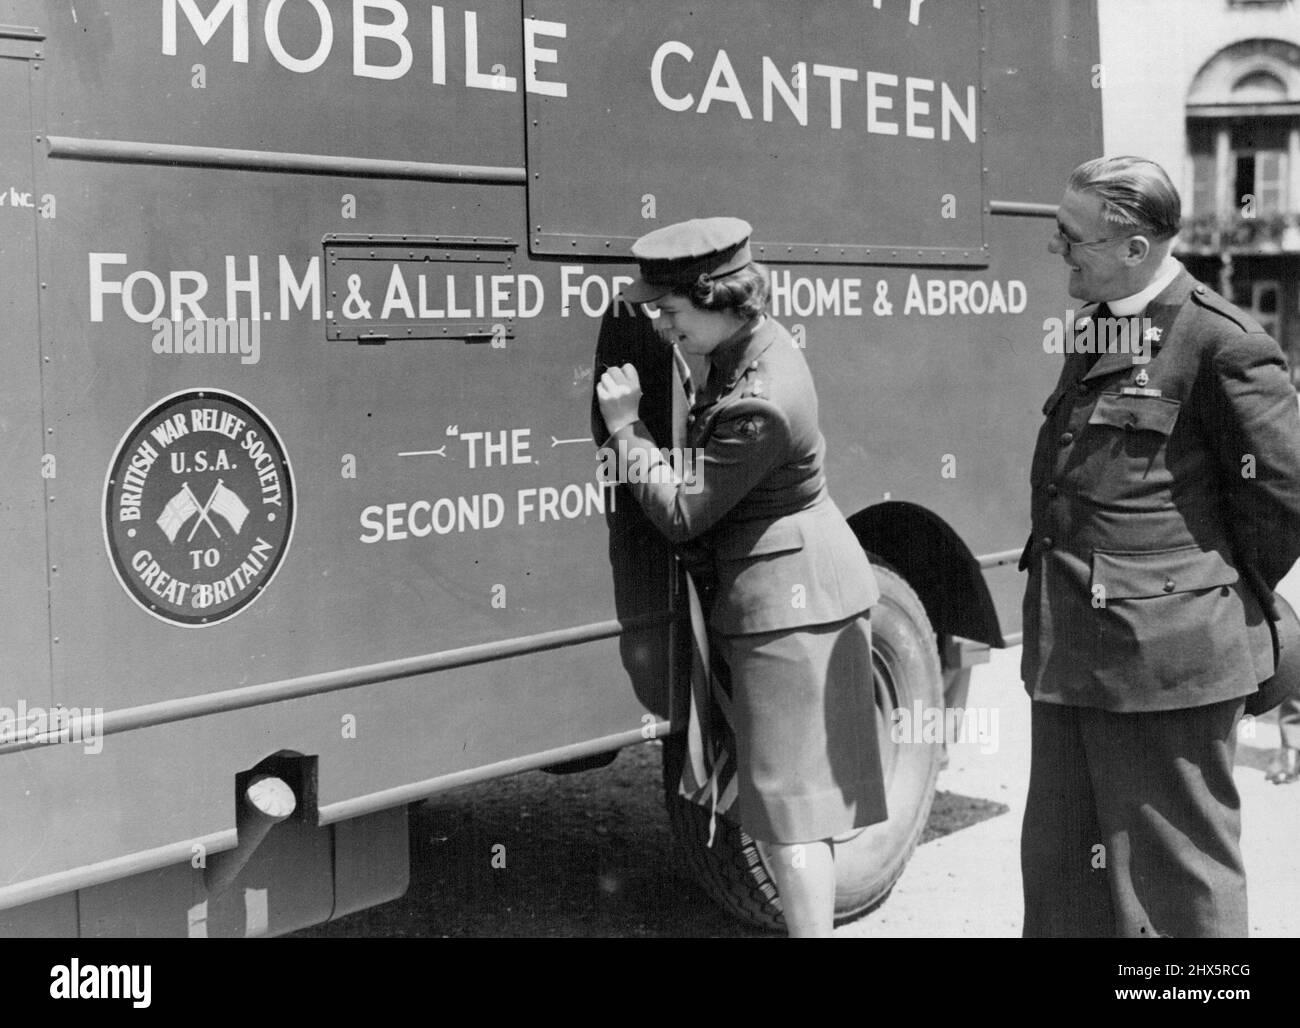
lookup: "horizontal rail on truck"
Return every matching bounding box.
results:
[988,200,1059,218]
[977,548,1026,569]
[45,136,527,185]
[0,612,674,755]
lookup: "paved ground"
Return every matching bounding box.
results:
[843,648,1300,938]
[298,565,1300,938]
[847,563,1300,938]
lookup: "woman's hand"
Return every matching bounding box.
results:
[596,363,643,434]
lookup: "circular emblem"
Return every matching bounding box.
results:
[103,389,295,627]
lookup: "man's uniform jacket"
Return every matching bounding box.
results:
[604,316,877,636]
[1021,267,1300,712]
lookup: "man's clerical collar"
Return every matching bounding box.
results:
[1108,256,1182,317]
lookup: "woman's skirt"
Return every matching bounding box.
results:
[716,612,888,844]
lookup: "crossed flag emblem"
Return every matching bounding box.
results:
[156,479,251,544]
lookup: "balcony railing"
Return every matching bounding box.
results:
[1179,212,1300,254]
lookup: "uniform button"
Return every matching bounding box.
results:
[1059,431,1074,445]
[1076,381,1089,395]
[1123,419,1136,432]
[687,414,695,424]
[1162,578,1175,592]
[749,360,759,369]
[1046,483,1059,497]
[1041,536,1054,549]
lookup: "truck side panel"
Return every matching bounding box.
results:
[0,1,670,911]
[0,0,1103,925]
[0,31,53,707]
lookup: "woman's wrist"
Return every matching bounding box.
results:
[604,413,639,435]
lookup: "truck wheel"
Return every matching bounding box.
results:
[660,735,785,932]
[661,563,944,931]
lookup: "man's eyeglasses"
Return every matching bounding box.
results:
[1053,226,1130,257]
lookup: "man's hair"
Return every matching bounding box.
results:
[1067,156,1182,242]
[670,262,770,319]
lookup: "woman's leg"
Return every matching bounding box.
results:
[760,839,836,937]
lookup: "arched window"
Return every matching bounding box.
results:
[1183,37,1300,390]
[1186,40,1300,224]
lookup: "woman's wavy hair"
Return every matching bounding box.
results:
[669,261,770,319]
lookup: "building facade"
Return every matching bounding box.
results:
[1098,0,1300,384]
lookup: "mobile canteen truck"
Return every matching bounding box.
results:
[0,0,1102,935]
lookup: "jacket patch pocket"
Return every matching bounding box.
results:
[1087,392,1181,436]
[713,519,805,560]
[1091,545,1239,600]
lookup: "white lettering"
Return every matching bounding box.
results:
[763,58,807,126]
[813,63,858,130]
[464,11,516,91]
[265,0,332,74]
[354,0,413,81]
[523,17,567,97]
[866,71,899,134]
[163,0,248,63]
[651,41,695,113]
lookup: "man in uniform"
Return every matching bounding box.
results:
[1020,156,1300,937]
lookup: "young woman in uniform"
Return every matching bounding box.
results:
[596,217,886,937]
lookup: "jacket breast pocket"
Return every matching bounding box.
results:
[713,519,805,561]
[1087,392,1181,436]
[1085,393,1181,487]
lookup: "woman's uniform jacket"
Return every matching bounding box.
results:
[602,316,877,636]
